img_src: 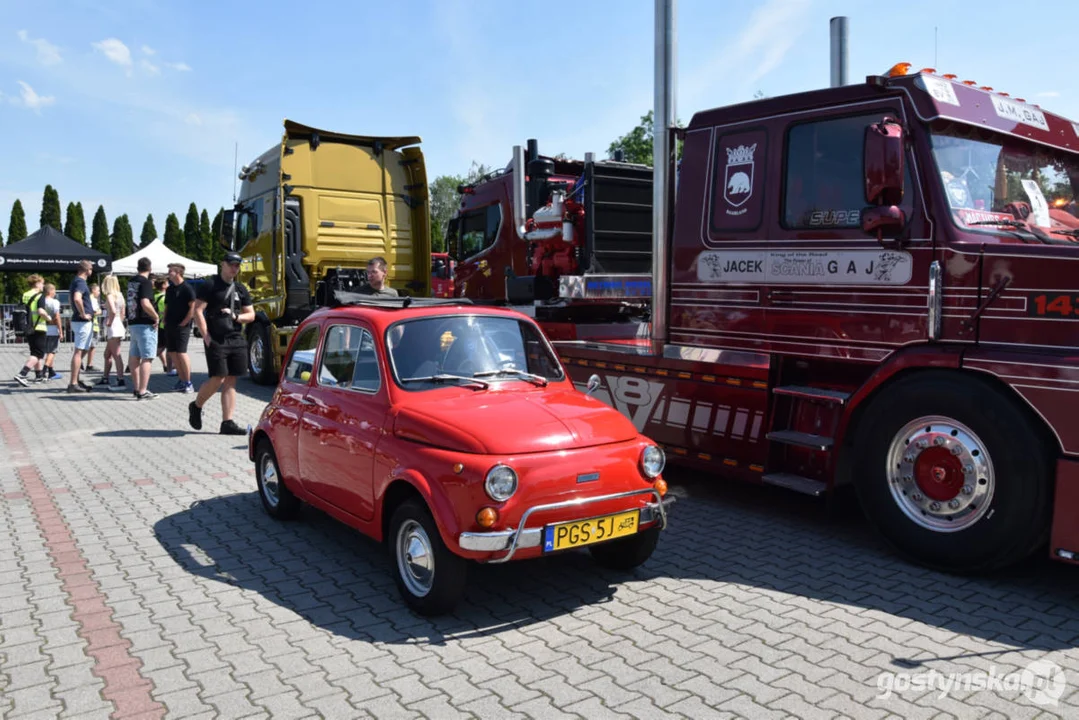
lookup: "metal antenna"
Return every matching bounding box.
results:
[232,141,239,203]
[934,26,938,68]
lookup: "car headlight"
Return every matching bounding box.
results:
[640,445,665,479]
[484,464,518,501]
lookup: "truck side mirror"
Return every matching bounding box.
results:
[220,210,236,250]
[585,374,601,396]
[863,118,906,243]
[446,217,460,258]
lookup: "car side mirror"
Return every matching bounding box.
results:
[585,374,601,396]
[863,117,907,244]
[220,210,236,250]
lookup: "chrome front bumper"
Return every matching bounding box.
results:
[458,488,675,564]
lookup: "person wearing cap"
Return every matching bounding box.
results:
[188,252,254,435]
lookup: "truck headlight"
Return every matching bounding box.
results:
[640,445,665,479]
[484,464,518,502]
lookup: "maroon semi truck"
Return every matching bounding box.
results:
[446,62,1079,574]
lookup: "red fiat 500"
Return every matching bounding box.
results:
[248,297,673,615]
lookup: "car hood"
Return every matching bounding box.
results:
[393,387,639,454]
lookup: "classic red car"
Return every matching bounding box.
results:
[248,296,673,615]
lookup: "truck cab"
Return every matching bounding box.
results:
[454,65,1079,574]
[222,120,431,384]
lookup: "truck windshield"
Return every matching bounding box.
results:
[930,123,1079,236]
[386,315,565,390]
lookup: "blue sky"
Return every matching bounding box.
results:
[2,0,1077,245]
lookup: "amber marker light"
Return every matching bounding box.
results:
[887,62,911,77]
[476,507,498,527]
[452,463,464,474]
[654,478,668,497]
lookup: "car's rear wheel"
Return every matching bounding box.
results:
[388,499,467,616]
[589,526,661,571]
[256,440,300,520]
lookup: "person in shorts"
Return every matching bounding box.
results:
[68,260,96,392]
[41,284,65,384]
[83,282,102,372]
[13,274,46,386]
[189,252,254,435]
[126,257,160,400]
[165,263,196,393]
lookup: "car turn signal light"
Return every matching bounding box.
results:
[654,478,668,497]
[476,507,498,528]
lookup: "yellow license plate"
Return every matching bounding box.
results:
[543,509,640,552]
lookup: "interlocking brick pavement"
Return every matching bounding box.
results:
[1,342,1078,719]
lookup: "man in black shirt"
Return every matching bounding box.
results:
[165,263,196,393]
[126,257,160,400]
[189,252,255,435]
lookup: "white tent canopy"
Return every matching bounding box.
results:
[109,238,218,278]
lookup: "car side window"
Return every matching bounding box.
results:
[284,326,320,383]
[317,325,380,393]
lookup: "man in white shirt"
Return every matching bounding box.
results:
[40,284,63,383]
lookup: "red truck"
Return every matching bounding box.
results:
[446,59,1079,574]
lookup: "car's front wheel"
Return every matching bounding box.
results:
[255,440,300,520]
[388,499,468,616]
[589,526,661,571]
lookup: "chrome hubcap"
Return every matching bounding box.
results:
[260,453,280,507]
[250,336,264,375]
[887,416,994,532]
[396,520,434,597]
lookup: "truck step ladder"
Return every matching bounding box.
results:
[762,472,828,497]
[765,429,834,451]
[772,385,850,405]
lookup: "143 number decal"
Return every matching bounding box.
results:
[1029,293,1079,318]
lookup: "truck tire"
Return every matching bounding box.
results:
[388,499,468,616]
[247,322,277,385]
[852,371,1051,573]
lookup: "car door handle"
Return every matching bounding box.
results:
[299,397,317,406]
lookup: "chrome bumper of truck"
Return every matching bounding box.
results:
[458,488,675,564]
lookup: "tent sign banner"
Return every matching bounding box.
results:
[0,255,110,271]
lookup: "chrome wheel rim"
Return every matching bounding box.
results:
[396,520,434,598]
[250,335,265,376]
[886,415,994,533]
[260,453,280,507]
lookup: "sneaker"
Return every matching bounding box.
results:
[167,369,178,376]
[188,401,203,430]
[220,420,246,436]
[95,377,110,387]
[78,380,94,391]
[13,375,30,387]
[86,365,97,372]
[173,380,185,391]
[109,379,126,391]
[48,373,62,382]
[34,375,47,383]
[182,382,194,394]
[65,384,84,394]
[136,391,156,400]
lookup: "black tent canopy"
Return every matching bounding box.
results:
[0,226,111,273]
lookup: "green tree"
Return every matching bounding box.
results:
[429,174,464,253]
[140,214,157,248]
[76,202,86,239]
[183,203,201,260]
[9,199,28,241]
[90,205,111,257]
[110,214,135,259]
[40,185,62,230]
[164,212,183,255]
[607,110,684,166]
[64,201,87,244]
[198,209,213,263]
[6,199,29,302]
[210,208,225,263]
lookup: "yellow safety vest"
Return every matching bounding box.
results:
[23,288,46,333]
[155,292,166,329]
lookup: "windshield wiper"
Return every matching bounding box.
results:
[400,374,489,389]
[472,369,549,386]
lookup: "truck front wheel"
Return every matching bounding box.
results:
[853,371,1051,573]
[247,322,277,385]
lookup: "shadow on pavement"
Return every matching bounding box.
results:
[153,469,1079,654]
[95,429,199,438]
[154,491,620,645]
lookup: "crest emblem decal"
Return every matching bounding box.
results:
[723,143,756,209]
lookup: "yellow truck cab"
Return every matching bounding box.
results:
[221,119,431,384]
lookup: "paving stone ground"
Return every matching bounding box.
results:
[0,342,1077,719]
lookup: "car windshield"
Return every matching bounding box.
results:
[386,314,564,390]
[930,123,1079,236]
